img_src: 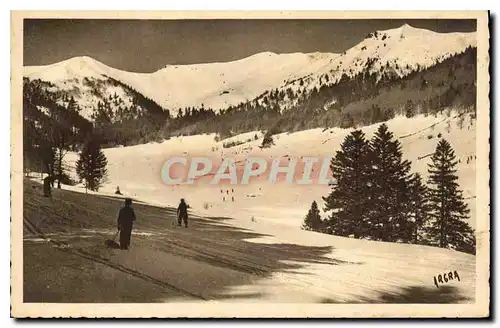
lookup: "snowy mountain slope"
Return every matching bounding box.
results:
[24,58,157,121]
[64,110,477,232]
[281,24,476,92]
[143,52,340,110]
[24,56,118,82]
[22,74,166,124]
[24,52,339,114]
[24,24,475,114]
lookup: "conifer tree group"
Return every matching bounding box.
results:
[426,139,475,254]
[76,138,108,192]
[301,201,323,232]
[368,124,413,242]
[305,123,476,255]
[322,130,372,238]
[408,173,431,244]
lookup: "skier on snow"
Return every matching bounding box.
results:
[117,198,136,250]
[177,198,189,228]
[43,176,52,197]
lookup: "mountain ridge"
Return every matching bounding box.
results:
[24,24,476,114]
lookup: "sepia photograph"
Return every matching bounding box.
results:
[10,11,490,318]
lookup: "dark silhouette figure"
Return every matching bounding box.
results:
[226,190,229,195]
[177,198,188,228]
[223,197,225,202]
[117,198,136,250]
[115,186,122,195]
[43,176,52,197]
[232,196,234,202]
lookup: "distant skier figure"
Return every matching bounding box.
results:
[232,196,234,202]
[117,198,136,250]
[177,198,189,228]
[43,176,52,197]
[115,186,122,195]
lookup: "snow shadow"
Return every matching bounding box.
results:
[374,285,472,303]
[23,179,361,302]
[320,285,472,303]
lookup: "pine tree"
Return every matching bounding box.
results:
[370,105,384,124]
[302,201,323,232]
[369,123,413,242]
[39,142,56,181]
[340,113,354,129]
[76,138,108,192]
[408,173,431,244]
[405,100,415,118]
[51,105,76,189]
[261,130,274,148]
[67,96,78,112]
[323,130,372,238]
[427,139,475,254]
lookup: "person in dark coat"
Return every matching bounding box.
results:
[177,198,188,228]
[43,176,52,197]
[115,186,122,195]
[117,198,136,250]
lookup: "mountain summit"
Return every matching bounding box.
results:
[24,25,476,115]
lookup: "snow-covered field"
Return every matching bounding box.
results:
[21,111,478,304]
[65,110,477,230]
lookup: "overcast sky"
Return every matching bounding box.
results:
[24,19,476,73]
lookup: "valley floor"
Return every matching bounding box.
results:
[23,179,475,303]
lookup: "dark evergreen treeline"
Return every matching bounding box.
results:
[23,78,93,186]
[165,46,477,138]
[302,123,475,255]
[76,137,108,192]
[23,78,111,187]
[86,76,171,147]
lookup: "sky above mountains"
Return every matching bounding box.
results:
[24,19,476,73]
